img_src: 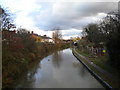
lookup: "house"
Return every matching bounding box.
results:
[31,32,53,43]
[41,35,54,43]
[31,33,42,42]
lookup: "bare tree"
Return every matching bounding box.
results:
[0,6,15,31]
[52,27,62,44]
[81,27,87,37]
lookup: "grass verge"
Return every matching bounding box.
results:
[72,48,120,88]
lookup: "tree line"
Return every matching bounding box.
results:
[80,11,120,69]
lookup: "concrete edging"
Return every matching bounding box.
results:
[72,49,113,89]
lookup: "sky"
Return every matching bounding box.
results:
[0,0,118,39]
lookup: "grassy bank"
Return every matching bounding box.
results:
[72,48,120,88]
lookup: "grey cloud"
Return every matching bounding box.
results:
[33,2,118,30]
[76,2,118,17]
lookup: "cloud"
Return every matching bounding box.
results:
[0,0,42,29]
[33,2,117,30]
[0,0,118,39]
[1,1,117,30]
[62,29,82,36]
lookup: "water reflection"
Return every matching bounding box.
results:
[52,51,62,68]
[79,65,86,77]
[16,62,41,88]
[28,63,41,80]
[72,61,86,77]
[72,61,81,68]
[16,49,103,88]
[16,72,34,88]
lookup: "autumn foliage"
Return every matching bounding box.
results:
[1,7,70,88]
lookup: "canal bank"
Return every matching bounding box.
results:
[72,48,120,89]
[16,49,103,88]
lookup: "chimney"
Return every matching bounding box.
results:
[31,31,34,34]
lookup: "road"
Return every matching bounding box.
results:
[16,48,103,88]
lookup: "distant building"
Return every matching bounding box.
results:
[2,30,16,42]
[62,39,73,43]
[31,33,53,43]
[41,35,54,43]
[31,33,42,42]
[72,37,81,42]
[2,30,24,49]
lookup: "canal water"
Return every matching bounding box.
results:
[16,48,103,88]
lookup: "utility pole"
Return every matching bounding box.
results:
[118,1,120,15]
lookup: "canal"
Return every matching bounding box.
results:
[16,48,103,88]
